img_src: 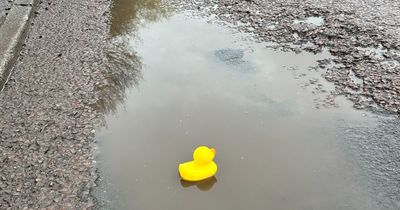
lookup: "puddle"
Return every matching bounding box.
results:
[294,16,325,27]
[349,70,364,86]
[109,0,168,36]
[93,3,381,210]
[356,45,387,60]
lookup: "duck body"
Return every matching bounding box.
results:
[179,146,218,181]
[179,161,217,181]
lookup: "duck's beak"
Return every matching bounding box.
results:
[211,148,216,155]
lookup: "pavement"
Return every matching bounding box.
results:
[0,0,110,208]
[0,0,37,91]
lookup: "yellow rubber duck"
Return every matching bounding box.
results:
[179,146,218,181]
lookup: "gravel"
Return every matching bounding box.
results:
[0,0,112,208]
[165,0,400,115]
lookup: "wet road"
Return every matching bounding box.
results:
[92,1,400,209]
[0,0,399,209]
[169,0,400,114]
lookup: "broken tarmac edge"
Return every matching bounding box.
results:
[0,0,38,91]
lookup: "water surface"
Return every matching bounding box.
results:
[94,10,380,210]
[294,16,325,26]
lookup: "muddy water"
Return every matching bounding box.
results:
[95,3,380,210]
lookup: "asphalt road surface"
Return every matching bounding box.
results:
[0,0,399,209]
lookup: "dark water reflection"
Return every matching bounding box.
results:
[94,0,170,113]
[180,177,218,191]
[110,0,169,36]
[94,40,142,113]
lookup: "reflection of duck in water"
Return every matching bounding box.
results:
[179,146,218,181]
[180,176,217,191]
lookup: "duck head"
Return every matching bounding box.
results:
[193,146,216,165]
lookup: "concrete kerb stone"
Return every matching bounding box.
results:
[0,0,38,91]
[0,1,12,27]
